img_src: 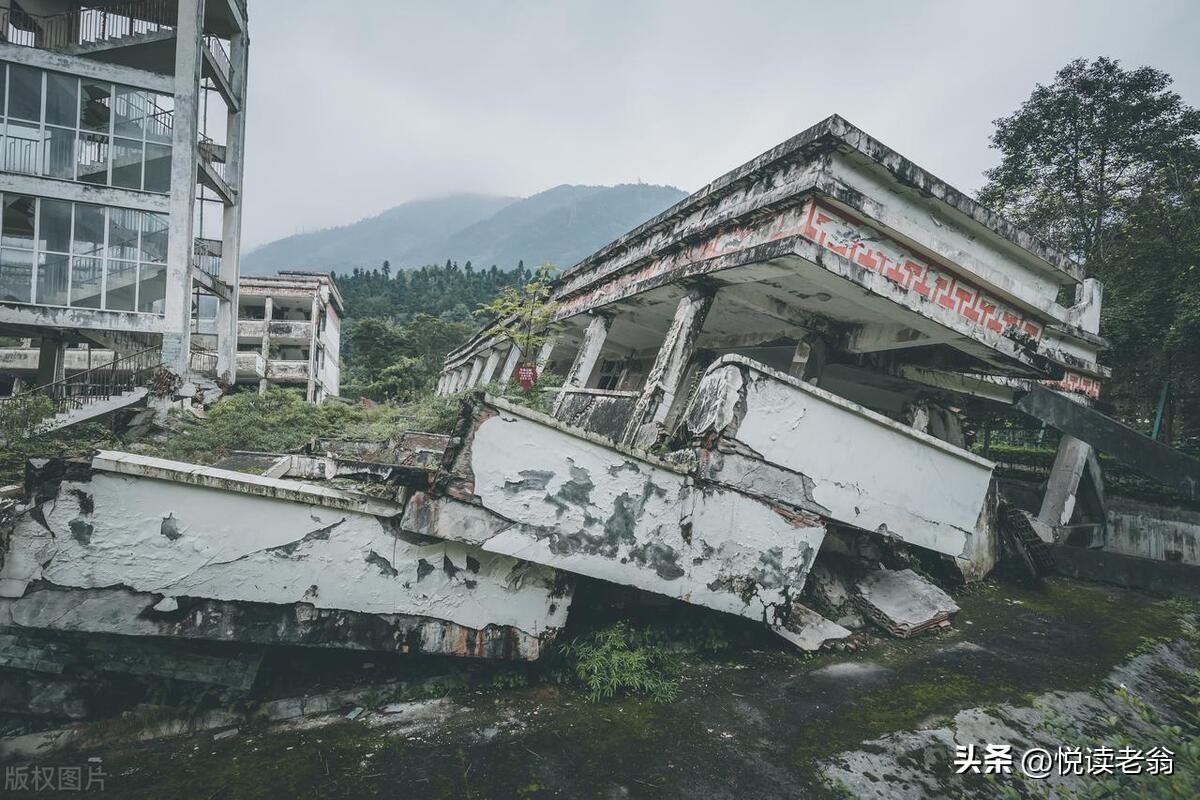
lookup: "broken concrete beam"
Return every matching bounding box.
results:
[854,569,960,638]
[683,357,998,577]
[409,396,826,626]
[1017,385,1200,500]
[0,453,571,660]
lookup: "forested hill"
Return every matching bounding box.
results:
[242,183,686,276]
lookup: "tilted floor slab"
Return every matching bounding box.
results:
[683,356,998,574]
[0,453,571,660]
[404,397,827,624]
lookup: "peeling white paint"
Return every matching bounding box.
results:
[430,408,826,622]
[0,472,569,638]
[687,358,995,560]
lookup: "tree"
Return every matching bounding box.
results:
[979,57,1199,268]
[979,58,1200,443]
[475,263,560,359]
[382,259,391,279]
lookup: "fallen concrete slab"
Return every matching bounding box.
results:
[405,396,827,625]
[853,569,960,638]
[0,452,572,660]
[683,356,999,578]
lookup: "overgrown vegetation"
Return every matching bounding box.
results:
[980,57,1200,446]
[0,393,114,484]
[559,622,683,703]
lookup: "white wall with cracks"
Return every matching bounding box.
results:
[683,357,997,573]
[0,467,571,642]
[405,403,827,624]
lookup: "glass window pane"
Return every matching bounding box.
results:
[36,252,69,307]
[137,262,165,314]
[106,260,137,311]
[140,212,168,262]
[0,249,34,303]
[112,86,147,138]
[39,199,72,253]
[72,204,106,257]
[79,80,113,132]
[144,92,173,144]
[70,256,103,308]
[143,141,171,193]
[45,73,78,127]
[76,132,109,184]
[42,126,76,180]
[108,208,140,260]
[3,119,41,175]
[0,64,6,115]
[111,137,142,189]
[1,195,36,249]
[7,65,42,122]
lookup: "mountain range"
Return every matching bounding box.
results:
[240,183,688,276]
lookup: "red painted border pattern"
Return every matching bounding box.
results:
[799,201,1044,341]
[1045,371,1102,400]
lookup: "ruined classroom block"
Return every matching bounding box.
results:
[853,569,961,639]
[684,356,998,573]
[405,397,827,624]
[0,452,571,660]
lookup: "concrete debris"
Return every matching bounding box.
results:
[771,604,854,651]
[212,727,239,741]
[854,569,960,638]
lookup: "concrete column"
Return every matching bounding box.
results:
[35,336,66,387]
[216,24,249,385]
[535,337,557,372]
[258,296,272,394]
[788,335,826,383]
[452,366,469,392]
[1039,435,1093,529]
[466,356,485,388]
[436,373,448,395]
[622,288,713,447]
[553,314,612,415]
[306,296,320,403]
[497,343,523,386]
[160,0,205,375]
[479,348,502,386]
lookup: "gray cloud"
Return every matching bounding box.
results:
[240,0,1200,250]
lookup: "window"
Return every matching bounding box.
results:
[0,62,173,192]
[0,192,169,314]
[594,358,626,391]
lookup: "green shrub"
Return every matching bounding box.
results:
[560,622,682,703]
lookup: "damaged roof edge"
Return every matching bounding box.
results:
[559,114,1085,287]
[90,451,406,517]
[713,355,996,470]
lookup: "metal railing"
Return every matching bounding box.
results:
[0,345,162,435]
[193,237,222,278]
[2,1,176,51]
[203,34,232,86]
[189,345,218,376]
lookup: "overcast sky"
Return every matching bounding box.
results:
[239,0,1200,250]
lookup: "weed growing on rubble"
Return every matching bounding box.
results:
[560,622,682,703]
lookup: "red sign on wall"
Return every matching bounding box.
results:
[513,364,538,391]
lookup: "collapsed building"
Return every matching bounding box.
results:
[2,115,1199,725]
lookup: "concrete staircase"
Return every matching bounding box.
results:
[0,347,161,437]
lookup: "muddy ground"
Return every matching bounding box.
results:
[4,578,1190,799]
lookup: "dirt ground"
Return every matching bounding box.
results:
[4,578,1188,799]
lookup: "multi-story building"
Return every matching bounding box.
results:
[0,0,248,397]
[1,270,343,401]
[223,271,342,402]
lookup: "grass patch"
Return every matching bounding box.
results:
[560,622,682,703]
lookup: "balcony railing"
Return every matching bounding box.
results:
[203,34,232,86]
[193,237,222,279]
[1,1,176,51]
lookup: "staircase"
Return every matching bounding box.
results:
[0,346,162,437]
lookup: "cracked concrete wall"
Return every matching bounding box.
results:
[405,400,826,624]
[683,357,997,570]
[0,468,570,652]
